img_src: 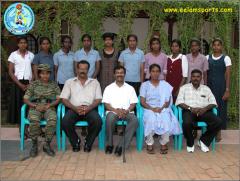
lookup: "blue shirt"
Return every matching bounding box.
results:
[32,51,54,80]
[74,48,101,78]
[53,49,75,84]
[118,48,145,82]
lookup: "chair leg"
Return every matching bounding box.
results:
[62,130,66,152]
[98,122,105,150]
[20,122,25,151]
[136,124,144,152]
[136,120,144,152]
[178,134,183,151]
[212,137,216,151]
[138,131,144,152]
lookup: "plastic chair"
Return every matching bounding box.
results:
[20,103,62,151]
[177,107,217,151]
[60,103,105,151]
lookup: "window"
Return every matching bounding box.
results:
[26,34,38,54]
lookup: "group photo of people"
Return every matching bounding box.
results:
[7,33,231,157]
[1,1,239,180]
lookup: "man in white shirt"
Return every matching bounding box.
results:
[175,69,222,153]
[60,60,102,152]
[102,65,138,156]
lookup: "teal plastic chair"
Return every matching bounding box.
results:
[100,100,144,152]
[20,104,62,151]
[177,107,217,151]
[60,103,105,151]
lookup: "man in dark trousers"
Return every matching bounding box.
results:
[60,60,102,152]
[175,69,222,153]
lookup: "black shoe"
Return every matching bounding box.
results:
[43,141,55,157]
[30,139,38,157]
[84,143,92,153]
[72,139,81,152]
[105,145,114,154]
[114,146,122,157]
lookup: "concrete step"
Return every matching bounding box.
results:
[1,127,239,144]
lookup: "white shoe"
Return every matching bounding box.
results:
[198,140,209,152]
[187,145,194,153]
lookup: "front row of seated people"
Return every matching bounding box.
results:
[24,62,222,157]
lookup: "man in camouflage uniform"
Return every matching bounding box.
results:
[23,64,61,157]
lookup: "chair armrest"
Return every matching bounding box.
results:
[98,103,105,118]
[57,103,62,119]
[136,101,144,128]
[61,104,66,118]
[136,96,142,120]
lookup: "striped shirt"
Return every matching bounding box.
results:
[175,83,217,108]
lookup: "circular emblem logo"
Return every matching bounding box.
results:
[4,3,35,35]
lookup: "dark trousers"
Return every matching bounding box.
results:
[217,98,228,129]
[126,82,141,96]
[182,110,222,147]
[61,109,102,147]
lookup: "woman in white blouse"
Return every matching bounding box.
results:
[166,39,188,103]
[8,36,34,138]
[206,38,232,141]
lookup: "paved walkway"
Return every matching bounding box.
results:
[1,144,239,180]
[1,128,239,180]
[1,128,239,144]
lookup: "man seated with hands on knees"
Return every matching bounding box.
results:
[175,69,222,153]
[60,60,102,153]
[102,65,138,156]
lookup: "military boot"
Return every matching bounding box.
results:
[30,139,38,157]
[43,141,55,157]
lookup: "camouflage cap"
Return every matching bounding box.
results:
[37,64,51,72]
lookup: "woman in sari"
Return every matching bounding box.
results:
[140,64,182,154]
